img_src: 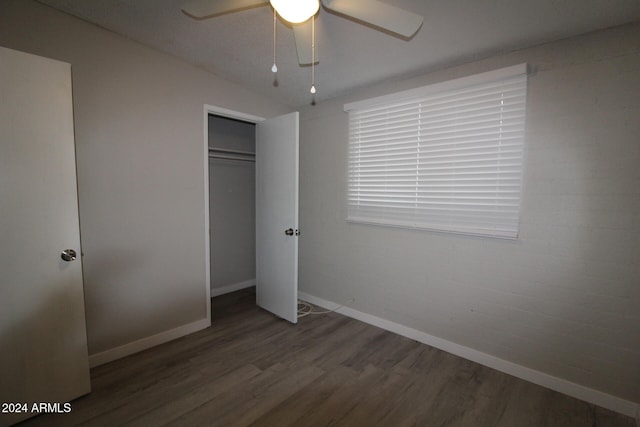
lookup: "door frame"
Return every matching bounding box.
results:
[203,105,265,322]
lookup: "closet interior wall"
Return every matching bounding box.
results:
[208,114,256,297]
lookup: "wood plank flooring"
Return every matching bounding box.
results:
[18,287,635,427]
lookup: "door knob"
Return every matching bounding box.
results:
[285,228,294,236]
[60,249,77,262]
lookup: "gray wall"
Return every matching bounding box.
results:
[208,115,256,292]
[0,1,290,356]
[298,23,640,403]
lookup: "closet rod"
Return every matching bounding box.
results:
[208,147,255,157]
[209,154,255,162]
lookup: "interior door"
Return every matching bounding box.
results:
[255,112,299,323]
[0,47,90,426]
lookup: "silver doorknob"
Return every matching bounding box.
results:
[60,249,77,262]
[285,228,294,236]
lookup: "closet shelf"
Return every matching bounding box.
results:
[208,147,255,157]
[208,147,256,162]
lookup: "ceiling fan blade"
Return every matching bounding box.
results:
[321,0,423,38]
[182,0,269,19]
[292,21,318,66]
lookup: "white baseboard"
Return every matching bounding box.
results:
[211,279,255,297]
[298,292,639,418]
[88,318,210,368]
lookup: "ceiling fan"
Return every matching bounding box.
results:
[181,0,424,65]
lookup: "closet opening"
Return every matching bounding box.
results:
[208,113,257,312]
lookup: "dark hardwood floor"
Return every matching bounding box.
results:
[19,287,635,426]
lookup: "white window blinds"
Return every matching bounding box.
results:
[344,64,527,239]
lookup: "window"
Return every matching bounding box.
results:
[345,64,528,239]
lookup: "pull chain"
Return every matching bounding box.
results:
[271,8,278,73]
[310,15,316,94]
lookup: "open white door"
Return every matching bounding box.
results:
[255,112,299,323]
[0,47,90,426]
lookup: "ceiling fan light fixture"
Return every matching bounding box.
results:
[270,0,319,24]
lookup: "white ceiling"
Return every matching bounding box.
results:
[39,0,640,107]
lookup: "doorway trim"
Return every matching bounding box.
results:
[203,104,265,322]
